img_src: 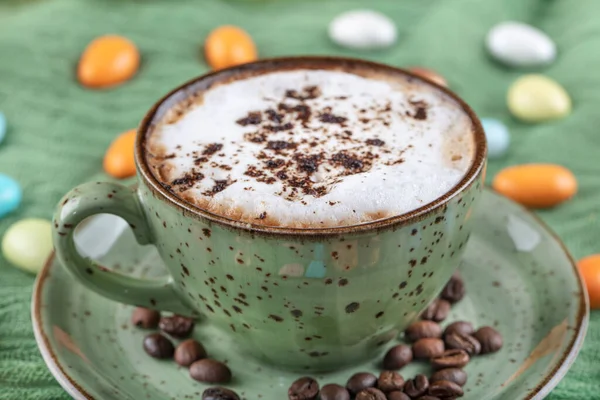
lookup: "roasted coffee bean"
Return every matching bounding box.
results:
[445,332,481,355]
[159,315,195,338]
[383,345,413,369]
[474,326,503,354]
[430,349,470,370]
[320,383,350,400]
[131,307,160,329]
[202,387,240,400]
[404,374,429,398]
[443,321,474,338]
[189,359,231,383]
[421,298,451,322]
[143,333,174,359]
[428,380,464,398]
[440,272,465,303]
[417,397,441,400]
[405,320,442,341]
[288,377,319,400]
[430,368,468,386]
[412,338,445,359]
[376,370,404,392]
[387,392,411,400]
[175,339,207,366]
[346,372,377,395]
[355,388,386,400]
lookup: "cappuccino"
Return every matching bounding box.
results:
[145,67,475,228]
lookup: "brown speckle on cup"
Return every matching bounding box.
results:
[345,302,360,313]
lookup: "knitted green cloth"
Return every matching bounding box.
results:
[1,0,599,398]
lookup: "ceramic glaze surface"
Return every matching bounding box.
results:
[34,190,588,400]
[134,174,480,370]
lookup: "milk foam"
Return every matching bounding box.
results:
[146,69,475,228]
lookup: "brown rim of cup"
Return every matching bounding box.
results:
[135,56,487,238]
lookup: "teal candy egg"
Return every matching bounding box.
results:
[0,112,6,145]
[0,174,21,218]
[481,118,510,159]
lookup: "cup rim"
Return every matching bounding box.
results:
[135,56,487,237]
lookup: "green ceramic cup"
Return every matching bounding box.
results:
[52,57,487,372]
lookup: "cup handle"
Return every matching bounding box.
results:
[52,181,197,316]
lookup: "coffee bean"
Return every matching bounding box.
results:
[288,377,319,400]
[420,298,451,322]
[202,387,240,400]
[416,396,440,400]
[430,368,468,386]
[159,315,195,338]
[346,372,377,395]
[377,371,404,392]
[412,338,445,359]
[355,388,386,400]
[175,339,207,366]
[443,321,474,338]
[189,359,231,383]
[430,349,470,370]
[383,344,413,369]
[474,326,503,354]
[440,272,465,303]
[405,320,442,341]
[131,307,160,329]
[404,374,429,398]
[387,392,411,400]
[428,380,464,398]
[143,333,174,359]
[320,383,350,400]
[445,332,481,355]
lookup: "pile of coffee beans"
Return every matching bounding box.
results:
[131,307,240,400]
[287,272,503,400]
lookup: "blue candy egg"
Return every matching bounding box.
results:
[0,174,22,218]
[481,118,510,159]
[0,112,6,145]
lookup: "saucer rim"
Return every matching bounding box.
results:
[31,190,589,400]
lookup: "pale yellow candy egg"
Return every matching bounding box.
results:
[2,218,53,274]
[507,74,571,122]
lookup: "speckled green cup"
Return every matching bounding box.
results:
[52,57,487,372]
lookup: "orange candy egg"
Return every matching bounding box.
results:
[103,129,137,179]
[578,255,600,309]
[409,67,447,87]
[78,35,140,88]
[204,26,257,70]
[492,164,577,208]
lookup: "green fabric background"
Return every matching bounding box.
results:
[1,0,599,398]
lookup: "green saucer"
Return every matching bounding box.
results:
[32,189,588,400]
